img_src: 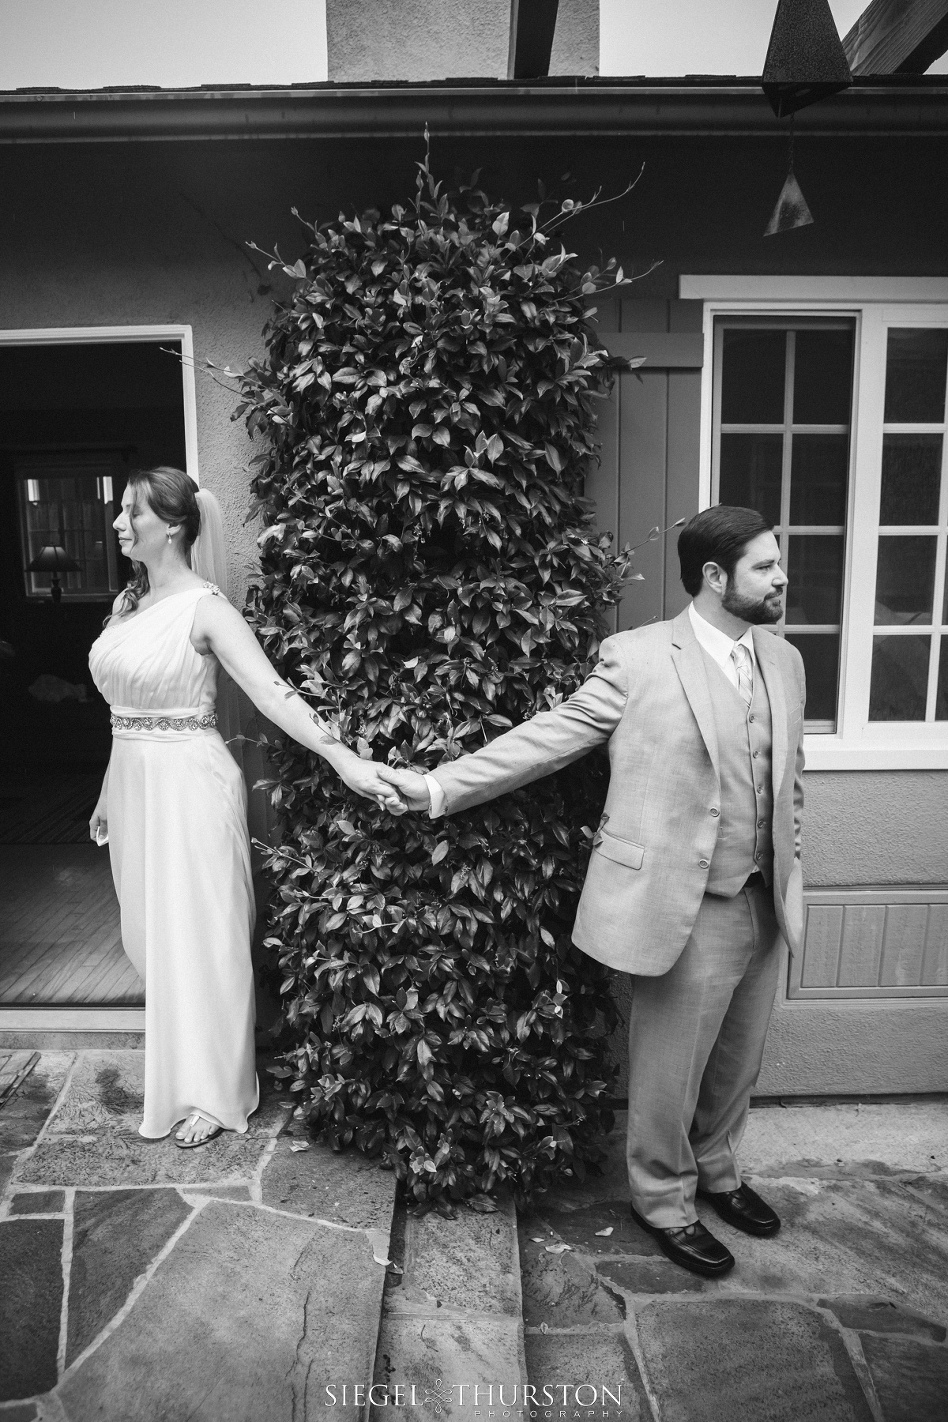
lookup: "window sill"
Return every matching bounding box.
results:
[804,735,948,771]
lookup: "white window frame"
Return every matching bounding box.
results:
[0,324,198,1035]
[681,276,948,771]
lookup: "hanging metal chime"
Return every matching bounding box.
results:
[760,0,852,235]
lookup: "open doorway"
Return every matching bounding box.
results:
[0,331,194,1022]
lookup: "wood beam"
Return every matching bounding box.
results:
[843,0,948,73]
[507,0,559,80]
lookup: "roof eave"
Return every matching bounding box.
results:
[0,76,946,142]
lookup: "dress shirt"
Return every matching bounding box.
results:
[688,602,756,689]
[426,606,757,818]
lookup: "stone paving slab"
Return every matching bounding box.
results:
[374,1315,526,1422]
[58,1199,389,1422]
[858,1332,948,1422]
[0,1053,73,1154]
[742,1101,948,1179]
[635,1299,875,1422]
[524,1330,652,1421]
[261,1133,394,1230]
[402,1199,522,1317]
[701,1177,948,1324]
[16,1050,285,1187]
[0,1218,63,1403]
[818,1293,948,1342]
[6,1189,64,1216]
[66,1187,193,1364]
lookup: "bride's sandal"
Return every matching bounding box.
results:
[174,1111,224,1149]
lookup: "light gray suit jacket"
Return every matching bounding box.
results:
[430,608,806,976]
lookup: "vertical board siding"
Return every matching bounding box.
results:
[590,298,704,632]
[792,888,948,998]
[923,904,948,984]
[800,905,844,987]
[837,904,886,987]
[880,905,932,987]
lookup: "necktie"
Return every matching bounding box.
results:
[731,642,753,708]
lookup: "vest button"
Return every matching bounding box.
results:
[699,859,710,868]
[753,750,760,758]
[748,714,755,722]
[710,808,720,817]
[754,851,761,861]
[757,819,766,828]
[757,784,764,792]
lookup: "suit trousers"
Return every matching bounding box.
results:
[625,881,782,1229]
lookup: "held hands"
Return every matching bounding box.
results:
[376,765,431,811]
[335,751,410,814]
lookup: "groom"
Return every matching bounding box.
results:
[381,505,806,1278]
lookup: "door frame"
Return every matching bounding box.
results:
[0,323,199,1035]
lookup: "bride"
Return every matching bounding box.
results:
[88,466,404,1147]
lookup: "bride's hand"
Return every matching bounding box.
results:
[336,752,408,814]
[89,802,109,845]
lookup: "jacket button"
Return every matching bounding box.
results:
[699,859,710,868]
[757,818,766,828]
[757,784,764,792]
[753,750,760,758]
[710,808,720,817]
[748,714,755,723]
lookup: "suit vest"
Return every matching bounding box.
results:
[700,649,775,896]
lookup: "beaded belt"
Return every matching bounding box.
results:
[110,712,217,732]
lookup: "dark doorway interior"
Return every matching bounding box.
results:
[0,339,187,1008]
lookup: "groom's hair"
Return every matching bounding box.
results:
[678,506,773,596]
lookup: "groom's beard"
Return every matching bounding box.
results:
[722,585,784,625]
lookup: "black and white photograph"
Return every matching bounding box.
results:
[0,1,946,1418]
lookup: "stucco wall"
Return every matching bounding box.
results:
[804,771,948,886]
[326,0,599,81]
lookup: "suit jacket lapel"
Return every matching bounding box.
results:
[753,627,790,798]
[671,609,720,781]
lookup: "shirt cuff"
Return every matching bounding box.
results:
[424,773,447,819]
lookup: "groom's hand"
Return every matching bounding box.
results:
[378,765,431,811]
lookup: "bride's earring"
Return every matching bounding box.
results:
[166,529,173,544]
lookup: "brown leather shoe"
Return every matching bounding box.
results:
[697,1182,781,1237]
[629,1204,735,1277]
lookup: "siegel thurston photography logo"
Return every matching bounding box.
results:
[324,1380,625,1417]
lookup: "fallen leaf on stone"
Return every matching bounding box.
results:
[278,1101,295,1110]
[466,1193,499,1213]
[595,1227,614,1236]
[544,1243,573,1254]
[531,1237,546,1243]
[539,1323,550,1333]
[290,1141,311,1152]
[368,1229,392,1265]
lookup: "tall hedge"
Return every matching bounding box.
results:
[236,157,638,1204]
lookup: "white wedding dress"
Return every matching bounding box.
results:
[89,584,258,1138]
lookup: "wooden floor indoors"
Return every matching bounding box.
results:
[0,772,142,1007]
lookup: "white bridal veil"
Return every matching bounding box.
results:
[188,481,243,750]
[189,484,230,598]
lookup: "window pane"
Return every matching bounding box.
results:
[880,434,943,525]
[785,535,844,625]
[870,635,931,720]
[793,329,854,425]
[784,632,840,722]
[874,536,937,625]
[884,328,948,423]
[938,639,948,720]
[721,329,786,423]
[719,434,782,524]
[789,434,848,525]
